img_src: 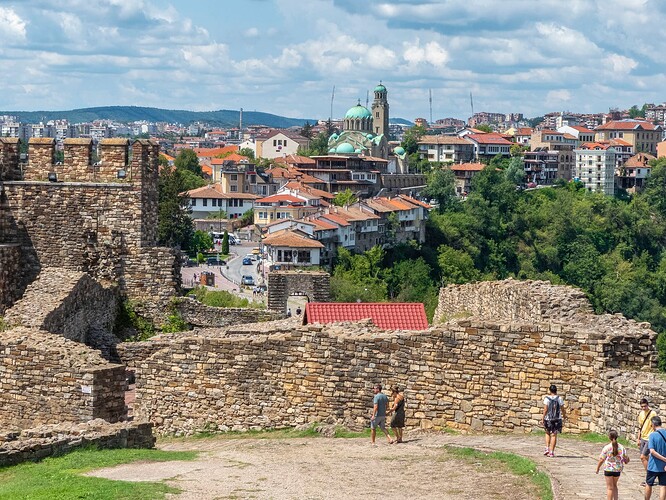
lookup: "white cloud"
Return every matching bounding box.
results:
[0,7,27,41]
[604,54,638,75]
[402,40,448,67]
[245,27,260,38]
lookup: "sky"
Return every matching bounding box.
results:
[1,0,665,122]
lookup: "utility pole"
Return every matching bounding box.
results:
[330,86,335,122]
[429,89,433,124]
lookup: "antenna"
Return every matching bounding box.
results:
[239,107,243,134]
[330,85,335,122]
[366,90,369,108]
[470,92,474,119]
[429,89,433,124]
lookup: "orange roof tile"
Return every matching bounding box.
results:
[466,133,513,145]
[256,193,304,204]
[262,230,324,248]
[451,162,486,172]
[625,152,656,167]
[273,154,316,165]
[304,302,429,330]
[596,120,660,131]
[319,213,351,226]
[418,136,471,145]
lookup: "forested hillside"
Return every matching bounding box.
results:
[1,106,313,128]
[332,157,666,368]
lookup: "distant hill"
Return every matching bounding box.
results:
[390,118,414,126]
[1,106,315,129]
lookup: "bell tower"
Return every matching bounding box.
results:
[371,82,389,137]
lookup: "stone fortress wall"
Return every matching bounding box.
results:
[0,136,179,319]
[123,279,664,437]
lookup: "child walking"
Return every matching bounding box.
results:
[595,430,629,500]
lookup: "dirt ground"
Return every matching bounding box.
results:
[89,434,541,500]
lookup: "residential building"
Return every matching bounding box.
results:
[300,155,388,196]
[557,125,595,144]
[617,152,656,192]
[184,184,259,219]
[503,127,533,146]
[254,192,322,227]
[658,140,666,158]
[594,119,662,155]
[645,104,666,125]
[255,130,309,159]
[262,229,324,267]
[465,133,512,161]
[359,195,430,245]
[574,143,616,195]
[449,163,485,195]
[523,150,558,185]
[266,165,327,192]
[530,130,576,180]
[417,136,474,163]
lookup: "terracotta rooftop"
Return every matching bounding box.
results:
[450,162,485,172]
[625,152,656,167]
[274,154,316,165]
[262,229,324,248]
[304,302,429,330]
[596,120,660,131]
[256,193,305,204]
[194,146,239,157]
[466,133,513,145]
[418,136,471,145]
[183,184,259,199]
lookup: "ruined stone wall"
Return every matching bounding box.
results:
[0,244,21,314]
[0,139,178,319]
[267,271,331,312]
[0,420,154,467]
[0,328,127,430]
[133,313,655,436]
[434,279,594,324]
[4,269,117,344]
[175,297,284,328]
[0,137,21,181]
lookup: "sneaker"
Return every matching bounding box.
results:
[543,448,550,455]
[547,451,554,458]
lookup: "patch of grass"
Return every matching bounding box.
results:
[445,446,553,500]
[187,286,265,309]
[0,316,8,332]
[0,446,198,500]
[562,431,631,448]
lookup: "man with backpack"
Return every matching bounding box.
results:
[645,415,666,500]
[638,398,658,486]
[543,384,566,458]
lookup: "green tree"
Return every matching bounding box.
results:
[206,210,227,219]
[300,121,313,139]
[190,230,213,255]
[221,230,230,255]
[474,124,493,133]
[240,208,254,225]
[158,167,195,249]
[239,147,255,160]
[643,158,666,217]
[298,131,330,157]
[628,105,644,119]
[504,156,525,185]
[437,245,480,284]
[174,149,203,176]
[333,189,358,207]
[179,169,206,191]
[421,167,456,211]
[401,125,427,155]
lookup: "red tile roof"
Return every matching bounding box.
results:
[262,229,324,248]
[596,120,660,131]
[304,302,428,330]
[451,162,485,172]
[466,133,513,145]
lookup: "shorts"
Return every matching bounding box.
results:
[604,471,621,477]
[543,418,562,434]
[640,439,650,456]
[371,416,386,431]
[646,470,666,487]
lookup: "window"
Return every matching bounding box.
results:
[230,174,237,180]
[191,199,197,206]
[230,185,237,192]
[202,199,208,207]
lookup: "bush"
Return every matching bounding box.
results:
[188,287,265,309]
[115,301,156,341]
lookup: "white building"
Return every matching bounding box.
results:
[574,143,616,195]
[184,184,258,219]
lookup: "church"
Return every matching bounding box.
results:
[327,83,390,159]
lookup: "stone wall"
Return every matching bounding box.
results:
[4,268,117,344]
[0,244,21,314]
[132,309,655,436]
[175,297,284,328]
[0,137,21,181]
[0,138,179,320]
[267,271,331,312]
[0,328,127,430]
[0,420,154,467]
[434,279,594,324]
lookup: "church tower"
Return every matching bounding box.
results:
[371,82,389,137]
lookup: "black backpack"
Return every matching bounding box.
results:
[546,396,560,420]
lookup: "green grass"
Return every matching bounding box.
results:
[0,447,198,500]
[561,431,631,448]
[445,446,553,500]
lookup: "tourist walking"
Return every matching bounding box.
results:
[638,398,657,482]
[370,384,393,445]
[645,416,666,500]
[543,384,566,457]
[596,429,629,500]
[388,385,405,443]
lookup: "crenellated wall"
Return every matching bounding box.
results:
[0,139,178,319]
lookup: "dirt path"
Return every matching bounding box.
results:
[89,432,647,499]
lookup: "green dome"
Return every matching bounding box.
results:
[394,146,405,155]
[345,103,372,119]
[374,83,386,92]
[328,147,337,153]
[336,142,355,154]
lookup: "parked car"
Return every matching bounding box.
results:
[206,257,226,266]
[242,257,253,265]
[241,275,255,286]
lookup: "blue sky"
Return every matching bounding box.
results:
[0,0,664,121]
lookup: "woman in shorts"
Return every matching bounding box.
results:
[595,429,629,500]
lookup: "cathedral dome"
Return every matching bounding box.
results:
[345,103,372,119]
[394,146,405,155]
[374,83,386,92]
[336,142,355,154]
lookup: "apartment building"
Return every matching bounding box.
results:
[594,120,662,155]
[417,136,475,163]
[574,143,616,195]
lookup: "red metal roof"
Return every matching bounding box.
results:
[304,302,429,330]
